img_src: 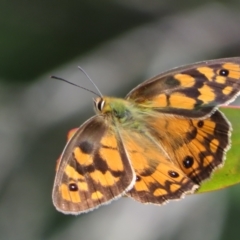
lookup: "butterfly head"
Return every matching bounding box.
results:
[94,96,132,121]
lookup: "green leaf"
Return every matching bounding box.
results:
[198,106,240,193]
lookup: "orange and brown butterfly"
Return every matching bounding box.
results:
[52,57,240,215]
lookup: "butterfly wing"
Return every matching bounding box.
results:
[122,57,236,203]
[52,116,135,215]
[121,108,229,204]
[126,57,240,118]
[142,109,231,185]
[118,128,198,204]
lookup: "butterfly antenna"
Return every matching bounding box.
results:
[78,66,103,97]
[51,76,101,97]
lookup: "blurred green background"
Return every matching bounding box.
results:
[1,1,240,239]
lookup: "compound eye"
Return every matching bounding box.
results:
[97,99,105,111]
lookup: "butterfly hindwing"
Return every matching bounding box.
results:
[126,57,240,118]
[119,129,198,204]
[142,109,231,185]
[52,116,135,214]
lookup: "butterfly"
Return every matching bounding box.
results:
[52,57,240,215]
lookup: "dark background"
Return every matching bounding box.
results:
[1,1,240,239]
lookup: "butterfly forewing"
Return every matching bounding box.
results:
[126,57,240,118]
[52,116,135,214]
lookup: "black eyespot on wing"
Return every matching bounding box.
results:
[219,69,229,76]
[183,156,194,169]
[168,170,179,178]
[197,120,204,128]
[136,175,141,181]
[69,183,78,191]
